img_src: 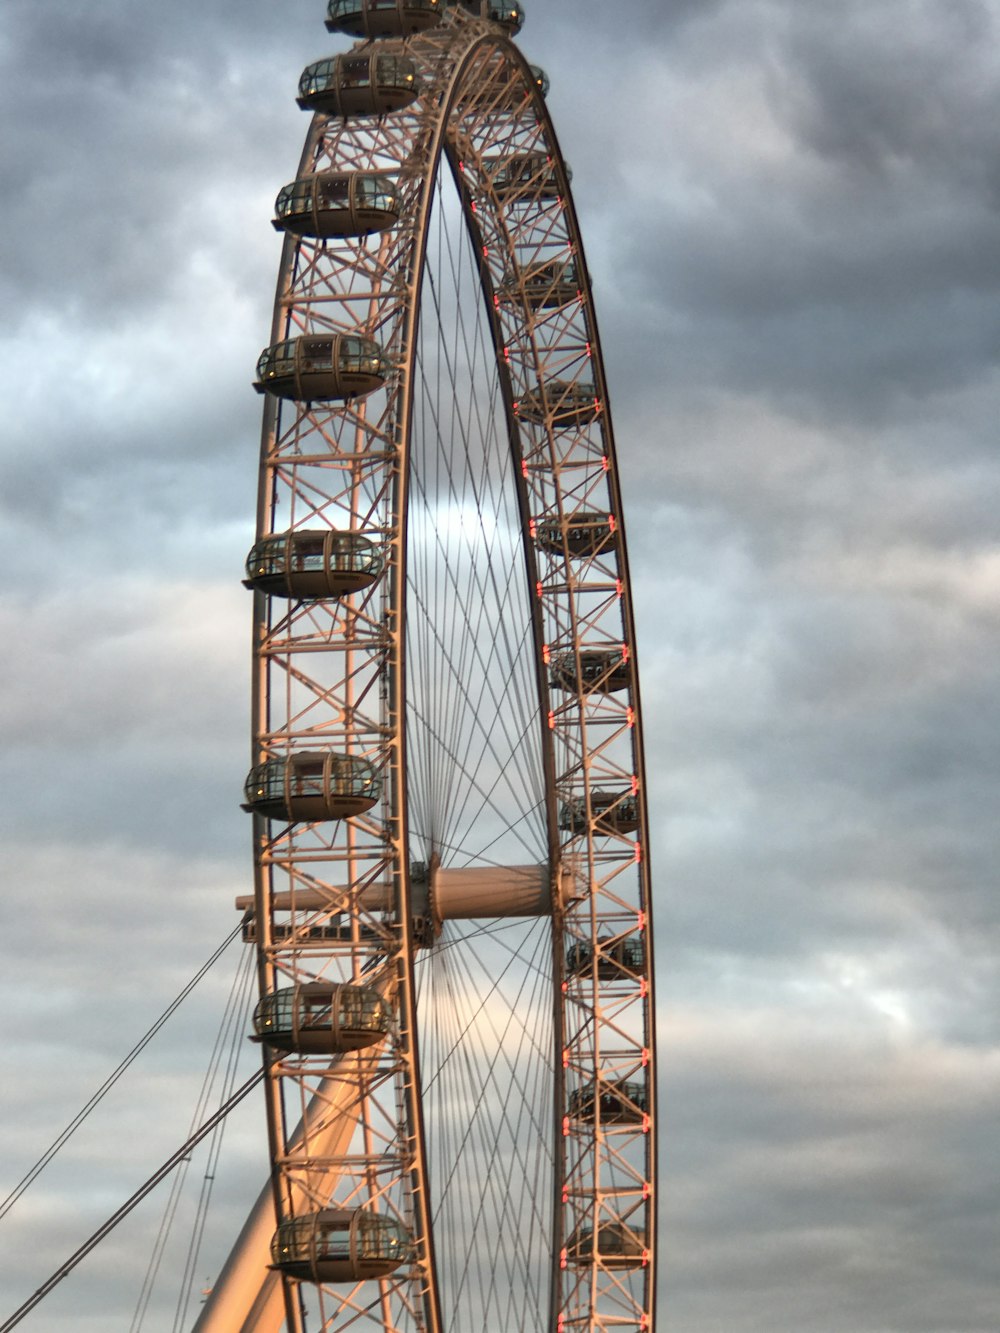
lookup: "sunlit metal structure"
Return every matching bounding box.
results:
[197,1,657,1328]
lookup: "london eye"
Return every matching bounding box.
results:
[197,2,657,1329]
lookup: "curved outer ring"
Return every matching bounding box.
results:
[244,10,657,1331]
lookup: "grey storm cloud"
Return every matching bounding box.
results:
[1,0,998,1329]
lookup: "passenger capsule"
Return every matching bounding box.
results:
[242,751,380,822]
[254,334,385,401]
[486,152,568,200]
[549,649,629,694]
[271,1209,411,1283]
[243,917,381,946]
[565,1220,647,1268]
[326,0,443,37]
[528,63,549,97]
[273,172,400,238]
[253,982,390,1053]
[243,916,383,946]
[491,0,525,28]
[298,53,418,117]
[533,510,614,558]
[565,935,646,978]
[516,380,601,427]
[445,0,525,31]
[501,258,580,309]
[244,529,384,599]
[559,792,639,836]
[568,1078,649,1124]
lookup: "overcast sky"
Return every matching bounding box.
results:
[1,1,998,1329]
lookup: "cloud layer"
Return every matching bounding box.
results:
[1,0,998,1329]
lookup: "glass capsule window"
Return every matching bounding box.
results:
[252,983,389,1046]
[271,1211,411,1268]
[580,650,626,679]
[299,59,336,98]
[314,1217,353,1261]
[616,937,645,971]
[534,510,613,556]
[274,173,399,226]
[271,1214,319,1267]
[517,380,599,425]
[245,760,287,804]
[491,154,554,192]
[448,0,524,29]
[618,1079,648,1113]
[290,535,326,572]
[330,0,438,12]
[551,380,597,411]
[299,54,416,104]
[353,173,399,214]
[289,755,326,798]
[329,753,379,797]
[374,53,417,90]
[247,534,288,579]
[569,1222,645,1261]
[600,793,638,824]
[340,336,384,378]
[528,63,549,97]
[343,55,374,87]
[566,936,644,974]
[255,989,297,1036]
[243,754,380,805]
[355,1213,410,1262]
[551,649,628,686]
[275,179,313,219]
[301,338,335,374]
[331,533,381,571]
[245,532,382,582]
[338,985,390,1033]
[559,791,639,833]
[565,516,608,546]
[256,341,296,383]
[489,1,524,26]
[527,257,578,289]
[314,176,351,210]
[327,0,443,38]
[569,1078,648,1119]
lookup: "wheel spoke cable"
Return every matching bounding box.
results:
[0,924,243,1226]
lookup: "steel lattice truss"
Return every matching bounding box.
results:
[206,6,658,1332]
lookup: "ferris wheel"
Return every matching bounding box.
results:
[197,2,657,1329]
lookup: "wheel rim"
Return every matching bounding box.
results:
[238,7,657,1331]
